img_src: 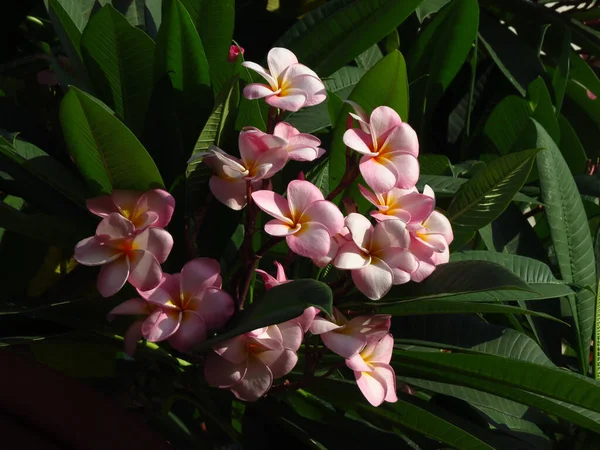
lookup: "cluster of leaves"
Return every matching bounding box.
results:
[3,0,600,448]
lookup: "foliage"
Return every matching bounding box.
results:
[3,0,600,448]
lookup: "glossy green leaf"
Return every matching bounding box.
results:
[197,280,333,350]
[418,154,453,176]
[478,11,545,96]
[0,138,89,206]
[483,95,532,155]
[394,353,600,433]
[367,261,532,304]
[416,0,452,21]
[558,114,588,175]
[275,0,422,76]
[380,300,563,323]
[393,350,600,414]
[408,0,479,128]
[527,78,560,145]
[60,87,164,194]
[180,0,234,93]
[154,0,213,147]
[533,118,597,372]
[447,149,541,229]
[81,4,155,136]
[355,44,383,70]
[329,51,408,192]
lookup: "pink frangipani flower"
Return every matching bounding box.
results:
[346,334,397,407]
[108,258,234,354]
[408,186,453,282]
[334,214,417,300]
[311,228,350,268]
[359,184,434,224]
[256,261,318,332]
[228,44,244,62]
[74,213,173,297]
[310,308,390,358]
[273,122,325,161]
[191,128,288,210]
[343,105,419,193]
[86,189,175,232]
[251,180,344,259]
[204,323,302,401]
[242,47,326,112]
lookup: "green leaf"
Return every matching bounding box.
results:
[478,11,546,97]
[60,87,164,195]
[527,78,560,145]
[275,0,422,76]
[0,138,89,206]
[394,353,600,433]
[393,350,600,415]
[329,51,408,192]
[307,379,513,450]
[558,114,588,175]
[533,118,597,372]
[197,280,333,350]
[447,149,541,229]
[380,300,564,323]
[81,5,155,137]
[397,378,553,447]
[364,261,533,304]
[417,174,467,196]
[154,0,213,148]
[179,0,234,93]
[483,95,533,155]
[416,0,452,21]
[355,44,383,70]
[408,0,479,128]
[418,154,453,176]
[549,27,571,115]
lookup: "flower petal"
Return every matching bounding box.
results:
[309,316,342,335]
[181,258,222,295]
[111,190,141,216]
[393,192,434,224]
[96,213,134,240]
[276,321,303,352]
[127,250,163,291]
[74,237,121,266]
[371,219,409,252]
[86,195,117,217]
[267,47,298,80]
[243,82,276,100]
[135,189,175,229]
[264,219,297,236]
[346,353,372,372]
[268,349,298,379]
[214,336,247,364]
[97,256,130,297]
[344,213,372,251]
[123,319,144,357]
[360,155,399,193]
[168,310,207,352]
[373,363,397,403]
[343,128,373,155]
[369,106,403,142]
[187,287,234,331]
[253,146,288,179]
[108,297,151,319]
[204,352,247,388]
[296,306,318,333]
[287,179,325,218]
[370,335,394,364]
[251,190,292,223]
[390,153,419,189]
[352,259,393,300]
[209,176,248,210]
[301,200,344,236]
[385,122,419,157]
[133,228,173,263]
[230,357,273,402]
[355,369,387,407]
[334,240,370,270]
[141,308,180,342]
[286,221,331,258]
[424,210,453,243]
[242,61,278,87]
[283,71,326,106]
[265,89,307,112]
[321,330,366,358]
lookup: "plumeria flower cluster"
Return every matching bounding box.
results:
[75,47,453,408]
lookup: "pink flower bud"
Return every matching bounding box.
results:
[228,44,244,62]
